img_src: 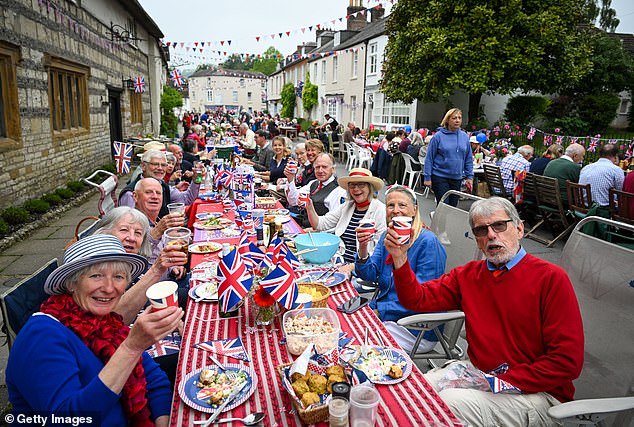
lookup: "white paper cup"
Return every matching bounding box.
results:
[146,281,179,310]
[298,193,309,208]
[392,216,413,245]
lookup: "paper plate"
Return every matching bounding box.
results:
[195,212,223,221]
[188,283,218,302]
[189,242,223,254]
[178,364,257,413]
[343,346,412,385]
[298,271,347,287]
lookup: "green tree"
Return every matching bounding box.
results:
[280,83,296,118]
[195,63,215,72]
[160,86,183,138]
[250,47,282,75]
[583,0,620,32]
[302,74,318,115]
[220,55,251,71]
[382,0,594,122]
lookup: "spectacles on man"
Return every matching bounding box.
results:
[471,219,514,237]
[145,161,167,168]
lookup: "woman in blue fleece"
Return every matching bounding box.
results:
[423,108,474,207]
[355,185,447,352]
[6,235,182,426]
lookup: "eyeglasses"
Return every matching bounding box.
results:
[471,219,514,237]
[348,182,369,189]
[145,161,167,168]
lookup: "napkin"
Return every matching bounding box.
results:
[146,333,181,358]
[194,337,250,362]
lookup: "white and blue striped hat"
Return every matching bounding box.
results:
[44,234,148,295]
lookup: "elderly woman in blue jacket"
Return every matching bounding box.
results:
[355,185,447,352]
[423,108,473,207]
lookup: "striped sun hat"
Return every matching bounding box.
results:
[44,234,148,295]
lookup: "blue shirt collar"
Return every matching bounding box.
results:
[486,246,527,271]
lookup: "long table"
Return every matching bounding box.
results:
[169,201,461,426]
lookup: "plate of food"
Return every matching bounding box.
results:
[189,242,223,254]
[264,214,291,223]
[191,261,218,280]
[193,217,234,230]
[195,212,223,221]
[343,346,412,385]
[178,364,257,413]
[188,282,218,302]
[298,271,347,287]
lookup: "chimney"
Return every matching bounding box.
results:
[347,0,367,31]
[371,5,385,22]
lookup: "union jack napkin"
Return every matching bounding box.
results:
[194,337,250,362]
[146,333,181,358]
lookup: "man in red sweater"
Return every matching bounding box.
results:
[386,197,584,426]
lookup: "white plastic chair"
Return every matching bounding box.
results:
[345,143,357,170]
[82,170,118,218]
[357,147,373,169]
[401,153,422,190]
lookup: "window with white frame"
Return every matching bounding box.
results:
[207,89,213,102]
[321,60,326,84]
[333,56,338,82]
[327,99,337,118]
[313,63,318,81]
[239,79,245,88]
[371,93,410,125]
[369,43,378,74]
[350,95,357,123]
[248,92,252,102]
[232,91,238,102]
[352,50,358,78]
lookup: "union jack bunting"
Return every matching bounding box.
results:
[570,137,579,145]
[588,139,599,153]
[145,334,181,358]
[194,337,250,362]
[214,163,224,188]
[170,69,183,87]
[527,128,536,140]
[133,76,146,93]
[217,248,252,313]
[259,253,297,310]
[556,135,563,144]
[113,141,133,174]
[625,140,634,160]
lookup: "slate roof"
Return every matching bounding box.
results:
[189,68,267,79]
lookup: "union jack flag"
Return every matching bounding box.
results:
[145,334,181,358]
[113,141,133,174]
[133,76,146,93]
[214,163,224,188]
[246,242,266,264]
[556,135,563,144]
[218,248,252,313]
[259,252,298,310]
[194,337,250,362]
[570,137,579,145]
[278,242,301,269]
[265,234,285,266]
[170,69,183,87]
[588,138,599,153]
[219,166,234,188]
[237,230,256,269]
[527,127,536,140]
[625,140,634,160]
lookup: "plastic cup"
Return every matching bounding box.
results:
[146,281,178,310]
[357,218,376,234]
[349,385,380,427]
[167,202,185,215]
[328,396,350,427]
[163,227,191,255]
[392,216,413,245]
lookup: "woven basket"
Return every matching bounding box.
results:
[276,363,329,424]
[297,283,330,308]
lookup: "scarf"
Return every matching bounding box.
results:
[354,200,370,209]
[40,294,154,426]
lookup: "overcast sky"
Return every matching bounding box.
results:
[138,0,634,68]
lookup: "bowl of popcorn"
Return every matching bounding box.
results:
[283,308,340,355]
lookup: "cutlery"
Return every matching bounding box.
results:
[205,381,249,426]
[330,289,348,296]
[295,248,318,256]
[316,265,337,281]
[206,412,265,425]
[194,290,215,303]
[376,333,392,359]
[308,232,316,246]
[362,327,369,359]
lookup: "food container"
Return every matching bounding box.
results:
[297,283,330,308]
[294,233,341,264]
[283,308,340,356]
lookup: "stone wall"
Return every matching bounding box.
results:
[0,0,159,209]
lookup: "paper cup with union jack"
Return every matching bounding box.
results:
[146,281,179,310]
[392,216,413,245]
[356,218,376,235]
[287,159,298,174]
[252,209,265,229]
[298,193,310,208]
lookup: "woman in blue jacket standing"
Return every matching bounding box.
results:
[423,108,473,206]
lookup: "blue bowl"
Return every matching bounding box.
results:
[294,233,341,264]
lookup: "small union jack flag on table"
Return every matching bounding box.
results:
[194,337,250,362]
[133,76,146,93]
[113,141,133,174]
[259,253,298,310]
[218,248,252,313]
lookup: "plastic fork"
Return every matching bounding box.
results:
[208,354,237,380]
[376,333,392,359]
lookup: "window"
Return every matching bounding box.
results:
[126,17,138,48]
[327,98,337,118]
[321,60,326,84]
[239,78,245,88]
[313,63,318,81]
[352,50,358,78]
[333,56,338,82]
[215,94,223,104]
[130,91,142,124]
[46,56,89,135]
[371,93,410,125]
[369,43,378,74]
[207,89,213,102]
[248,92,252,102]
[0,41,21,147]
[350,95,356,122]
[232,91,238,102]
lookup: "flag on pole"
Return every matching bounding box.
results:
[217,248,252,313]
[258,253,298,310]
[113,141,133,174]
[133,76,146,93]
[170,69,183,87]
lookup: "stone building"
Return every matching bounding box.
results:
[0,0,168,209]
[187,68,266,114]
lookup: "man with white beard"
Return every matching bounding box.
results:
[384,197,584,427]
